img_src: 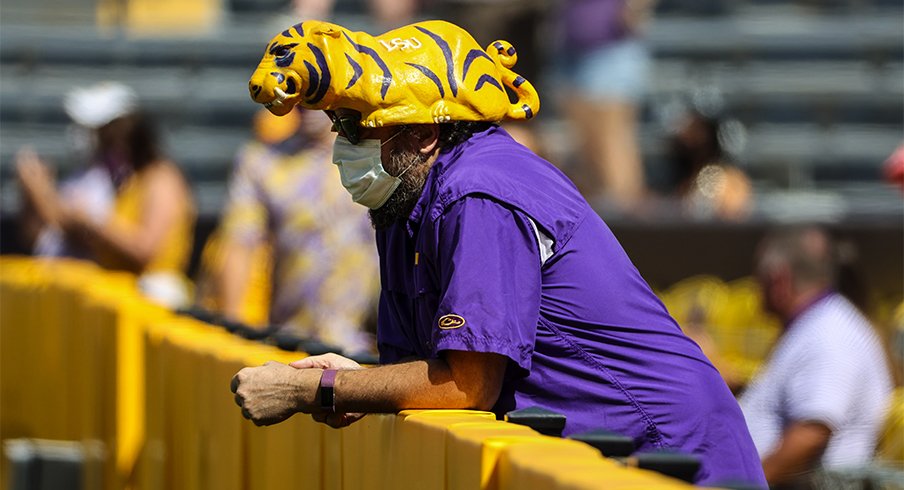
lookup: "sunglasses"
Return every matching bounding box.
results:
[328,111,362,145]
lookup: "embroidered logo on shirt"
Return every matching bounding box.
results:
[438,314,466,330]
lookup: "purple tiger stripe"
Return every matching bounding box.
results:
[462,49,493,80]
[345,54,363,90]
[474,74,503,92]
[303,61,319,97]
[343,32,393,100]
[406,63,445,98]
[305,43,331,105]
[415,26,458,97]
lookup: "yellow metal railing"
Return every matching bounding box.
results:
[1,256,696,490]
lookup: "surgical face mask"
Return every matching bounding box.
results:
[332,132,415,209]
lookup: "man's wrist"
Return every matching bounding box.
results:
[319,369,338,413]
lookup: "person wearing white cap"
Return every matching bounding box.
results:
[16,81,196,308]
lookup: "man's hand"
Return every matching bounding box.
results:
[289,352,362,370]
[230,361,321,426]
[16,147,55,196]
[290,353,366,429]
[16,147,62,225]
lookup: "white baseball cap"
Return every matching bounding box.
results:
[63,81,138,128]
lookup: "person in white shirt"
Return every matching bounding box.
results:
[741,225,893,488]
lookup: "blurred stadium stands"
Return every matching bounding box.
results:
[0,0,901,298]
[1,0,901,220]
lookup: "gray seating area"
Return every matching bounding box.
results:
[640,2,903,220]
[1,0,901,221]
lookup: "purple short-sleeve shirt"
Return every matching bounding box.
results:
[375,126,765,487]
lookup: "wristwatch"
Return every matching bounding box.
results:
[319,369,338,413]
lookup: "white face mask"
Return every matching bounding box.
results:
[332,132,414,209]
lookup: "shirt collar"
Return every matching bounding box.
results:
[404,125,497,237]
[785,288,836,329]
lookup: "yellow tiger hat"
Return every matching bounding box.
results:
[248,20,540,127]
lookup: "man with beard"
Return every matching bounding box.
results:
[232,20,766,487]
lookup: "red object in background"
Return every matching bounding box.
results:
[884,144,904,192]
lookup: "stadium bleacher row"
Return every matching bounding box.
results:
[0,0,901,221]
[3,256,901,489]
[1,257,710,490]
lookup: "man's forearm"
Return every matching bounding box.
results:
[218,240,255,319]
[232,351,507,427]
[762,422,832,485]
[331,357,493,413]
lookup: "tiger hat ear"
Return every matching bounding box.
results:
[312,25,341,38]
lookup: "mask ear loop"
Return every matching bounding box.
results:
[379,126,405,147]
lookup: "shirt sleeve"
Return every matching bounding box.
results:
[219,144,269,245]
[429,196,542,374]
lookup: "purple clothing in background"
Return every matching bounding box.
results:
[561,0,628,53]
[375,126,766,487]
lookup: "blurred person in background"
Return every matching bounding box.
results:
[267,0,337,34]
[367,0,421,31]
[741,225,893,488]
[269,0,421,35]
[664,103,752,221]
[199,107,379,356]
[16,81,195,308]
[554,0,656,213]
[232,19,766,487]
[433,0,546,85]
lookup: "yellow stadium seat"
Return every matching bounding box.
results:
[194,229,272,328]
[876,387,904,466]
[497,437,607,490]
[394,411,498,490]
[445,421,540,490]
[341,414,397,490]
[97,0,222,36]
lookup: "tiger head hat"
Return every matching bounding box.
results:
[248,20,540,127]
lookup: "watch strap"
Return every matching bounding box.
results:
[319,369,338,413]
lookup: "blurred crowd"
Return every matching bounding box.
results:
[13,0,768,340]
[10,0,903,487]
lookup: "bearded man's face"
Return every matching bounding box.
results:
[368,132,432,230]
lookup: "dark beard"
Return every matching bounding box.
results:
[369,149,429,230]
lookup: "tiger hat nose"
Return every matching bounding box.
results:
[250,83,263,100]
